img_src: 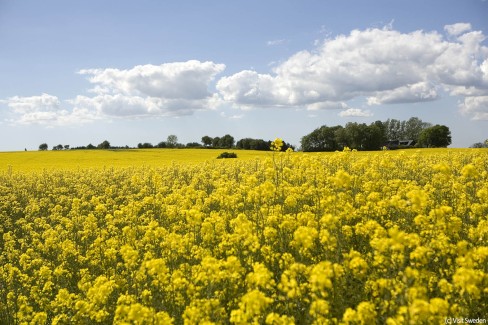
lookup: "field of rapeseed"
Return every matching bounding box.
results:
[0,145,487,324]
[0,149,271,172]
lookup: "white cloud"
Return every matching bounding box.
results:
[307,101,351,111]
[2,93,61,114]
[76,60,226,118]
[367,82,439,105]
[0,93,91,126]
[3,61,226,125]
[79,60,225,99]
[217,23,488,120]
[459,96,488,120]
[267,39,287,46]
[70,93,221,118]
[338,108,373,117]
[444,23,472,36]
[3,25,488,125]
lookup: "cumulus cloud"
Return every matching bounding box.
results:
[79,60,225,99]
[76,60,226,118]
[444,23,472,36]
[2,60,226,125]
[0,93,92,126]
[367,82,439,105]
[4,25,488,125]
[459,96,488,120]
[217,23,488,120]
[338,108,373,117]
[2,93,61,114]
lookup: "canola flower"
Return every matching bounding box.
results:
[0,149,487,324]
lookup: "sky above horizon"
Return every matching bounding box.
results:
[1,0,487,151]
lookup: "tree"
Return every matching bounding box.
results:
[470,139,488,148]
[384,119,403,140]
[253,139,271,150]
[38,143,48,151]
[404,117,431,140]
[471,142,486,148]
[220,134,235,148]
[342,122,368,149]
[201,136,213,147]
[156,141,167,148]
[363,121,387,150]
[212,137,221,148]
[64,145,70,150]
[301,125,343,152]
[418,125,452,148]
[87,143,96,149]
[186,142,202,148]
[167,135,178,148]
[138,143,153,148]
[52,144,63,150]
[98,140,111,149]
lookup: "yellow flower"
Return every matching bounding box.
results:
[270,138,284,152]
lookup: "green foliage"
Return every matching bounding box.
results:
[186,142,202,148]
[98,140,111,149]
[236,138,294,151]
[217,152,237,159]
[384,117,431,141]
[166,135,178,148]
[201,136,213,147]
[38,143,48,151]
[418,125,452,148]
[301,117,437,152]
[138,143,154,149]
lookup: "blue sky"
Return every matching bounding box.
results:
[1,0,487,151]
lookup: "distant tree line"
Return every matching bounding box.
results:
[300,117,452,152]
[37,117,452,152]
[38,134,295,152]
[235,138,294,151]
[470,139,488,148]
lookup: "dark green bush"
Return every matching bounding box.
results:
[217,152,237,159]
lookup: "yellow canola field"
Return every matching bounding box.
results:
[0,148,487,324]
[0,149,273,172]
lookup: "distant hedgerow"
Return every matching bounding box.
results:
[217,152,237,159]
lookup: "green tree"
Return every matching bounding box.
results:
[38,143,48,151]
[138,143,154,148]
[167,135,178,148]
[201,136,213,147]
[404,117,431,140]
[301,125,343,152]
[470,139,488,148]
[98,140,111,149]
[418,125,452,147]
[186,142,202,148]
[343,122,368,149]
[212,137,221,148]
[384,119,403,140]
[236,138,251,150]
[220,134,235,148]
[362,121,386,150]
